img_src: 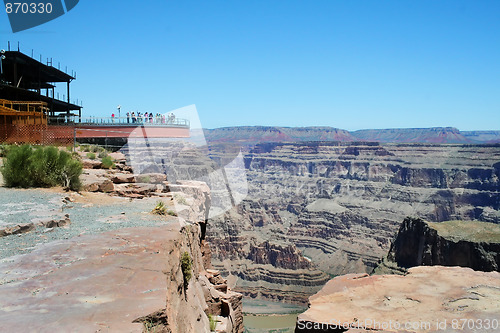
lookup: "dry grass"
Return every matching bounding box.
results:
[427,220,500,243]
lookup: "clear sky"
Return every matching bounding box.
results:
[1,0,499,130]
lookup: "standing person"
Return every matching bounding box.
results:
[131,111,136,123]
[126,112,130,124]
[111,113,115,123]
[144,112,148,123]
[149,113,153,123]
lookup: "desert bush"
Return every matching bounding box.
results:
[174,194,188,205]
[86,152,96,160]
[98,151,108,158]
[1,144,33,187]
[208,314,217,332]
[181,251,193,288]
[101,155,114,169]
[152,201,167,215]
[1,145,82,191]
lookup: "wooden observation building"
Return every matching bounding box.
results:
[0,48,81,127]
[1,46,189,145]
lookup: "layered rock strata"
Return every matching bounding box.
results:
[114,139,500,304]
[375,217,500,274]
[206,142,500,302]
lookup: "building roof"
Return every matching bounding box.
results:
[0,84,81,111]
[1,51,75,85]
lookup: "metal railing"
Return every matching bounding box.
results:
[48,116,190,128]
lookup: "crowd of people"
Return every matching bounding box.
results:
[122,112,176,124]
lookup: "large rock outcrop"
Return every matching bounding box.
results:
[295,266,500,332]
[375,217,500,274]
[0,181,243,333]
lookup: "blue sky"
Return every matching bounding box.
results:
[1,0,499,130]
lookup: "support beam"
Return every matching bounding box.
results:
[67,81,70,116]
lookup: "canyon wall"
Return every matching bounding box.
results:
[295,216,500,332]
[206,142,500,303]
[375,217,500,273]
[117,143,245,333]
[119,137,500,304]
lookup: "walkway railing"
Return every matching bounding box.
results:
[48,116,190,128]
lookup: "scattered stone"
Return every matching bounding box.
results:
[32,214,71,229]
[0,223,35,237]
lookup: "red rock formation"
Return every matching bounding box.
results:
[296,266,500,332]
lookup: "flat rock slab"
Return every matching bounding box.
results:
[297,266,500,332]
[0,225,180,332]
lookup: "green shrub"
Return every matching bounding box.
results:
[1,144,33,187]
[1,145,82,191]
[81,145,91,152]
[181,251,193,288]
[0,144,11,157]
[101,155,114,169]
[98,151,108,158]
[167,209,177,216]
[86,152,96,160]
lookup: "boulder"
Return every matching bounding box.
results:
[98,180,115,193]
[81,159,102,169]
[83,182,100,192]
[135,173,167,184]
[110,174,136,184]
[114,183,157,198]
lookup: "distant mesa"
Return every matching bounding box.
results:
[203,126,500,145]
